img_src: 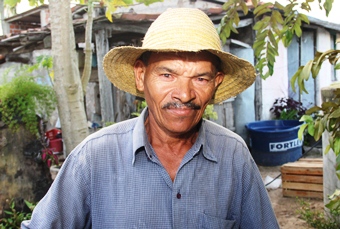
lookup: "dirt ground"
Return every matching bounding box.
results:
[258,164,324,229]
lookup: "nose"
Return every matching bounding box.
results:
[171,78,196,103]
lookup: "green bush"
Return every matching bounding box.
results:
[297,198,340,229]
[0,199,36,229]
[0,59,56,136]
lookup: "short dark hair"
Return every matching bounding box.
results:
[138,51,152,65]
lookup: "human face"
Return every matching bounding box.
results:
[134,52,224,137]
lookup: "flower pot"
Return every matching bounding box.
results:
[49,165,60,180]
[49,138,63,153]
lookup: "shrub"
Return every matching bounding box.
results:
[0,61,56,136]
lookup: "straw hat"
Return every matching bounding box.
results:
[103,8,256,104]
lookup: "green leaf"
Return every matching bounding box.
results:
[301,60,313,80]
[106,9,113,22]
[322,101,338,110]
[298,14,310,24]
[271,10,284,24]
[329,107,340,119]
[298,124,308,140]
[307,123,315,137]
[299,114,314,123]
[336,154,340,167]
[305,106,322,114]
[222,1,234,10]
[253,21,264,31]
[136,0,163,6]
[334,138,340,156]
[293,23,302,37]
[290,66,302,92]
[335,62,340,70]
[251,0,258,8]
[268,30,278,49]
[325,144,331,154]
[323,0,334,16]
[4,210,13,215]
[254,8,271,18]
[253,2,272,16]
[240,1,248,15]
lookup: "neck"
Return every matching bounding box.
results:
[144,116,200,181]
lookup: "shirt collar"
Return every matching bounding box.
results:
[132,108,149,165]
[195,120,217,162]
[131,108,217,164]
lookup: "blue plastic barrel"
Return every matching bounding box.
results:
[246,120,303,166]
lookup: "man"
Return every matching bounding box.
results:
[22,8,279,228]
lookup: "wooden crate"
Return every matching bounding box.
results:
[281,158,323,199]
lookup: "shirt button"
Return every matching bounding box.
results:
[176,193,181,199]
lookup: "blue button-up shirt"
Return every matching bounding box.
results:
[22,109,279,229]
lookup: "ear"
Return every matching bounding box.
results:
[214,72,224,88]
[134,60,145,92]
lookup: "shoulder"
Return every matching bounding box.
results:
[69,118,138,159]
[203,119,247,148]
[201,119,253,165]
[90,117,138,139]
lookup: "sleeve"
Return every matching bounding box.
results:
[239,153,280,229]
[21,145,92,229]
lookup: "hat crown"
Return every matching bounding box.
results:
[142,8,222,52]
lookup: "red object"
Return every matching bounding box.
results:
[49,138,63,153]
[45,128,62,140]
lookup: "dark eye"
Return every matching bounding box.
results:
[162,73,171,78]
[197,77,207,82]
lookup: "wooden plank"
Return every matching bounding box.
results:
[282,160,323,166]
[283,189,323,199]
[95,29,115,123]
[281,161,323,168]
[281,167,323,175]
[282,182,323,192]
[281,163,323,175]
[298,158,323,163]
[281,174,323,184]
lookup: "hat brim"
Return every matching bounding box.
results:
[103,46,256,104]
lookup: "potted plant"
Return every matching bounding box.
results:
[41,147,63,180]
[0,61,56,136]
[270,97,307,120]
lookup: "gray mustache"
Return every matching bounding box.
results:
[162,102,201,110]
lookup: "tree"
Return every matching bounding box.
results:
[49,0,89,156]
[3,0,161,155]
[218,0,334,79]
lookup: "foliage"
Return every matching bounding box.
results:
[326,189,340,217]
[73,0,164,23]
[203,104,218,120]
[270,97,306,120]
[131,99,147,117]
[298,89,340,155]
[298,89,340,216]
[218,0,334,79]
[0,199,36,228]
[0,56,56,136]
[297,198,340,229]
[291,39,340,94]
[285,11,339,218]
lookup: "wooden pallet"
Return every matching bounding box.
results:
[281,158,323,199]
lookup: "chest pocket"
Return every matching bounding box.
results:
[199,213,236,229]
